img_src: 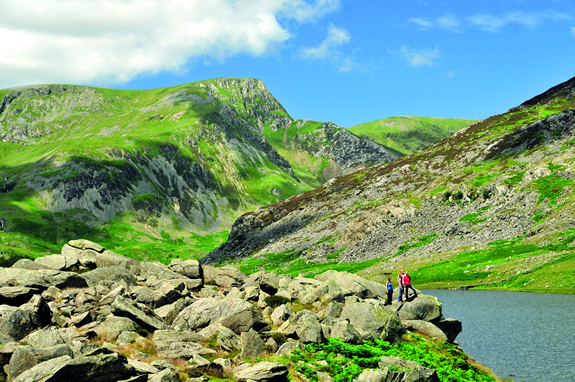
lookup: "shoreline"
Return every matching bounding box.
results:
[467,356,512,382]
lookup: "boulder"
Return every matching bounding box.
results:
[130,286,170,309]
[233,362,289,382]
[324,302,343,320]
[243,271,280,295]
[396,295,442,322]
[127,359,160,374]
[0,286,40,306]
[82,268,137,288]
[203,266,247,288]
[93,316,136,340]
[217,325,241,351]
[316,271,387,299]
[34,254,79,271]
[152,330,206,359]
[111,295,167,331]
[435,319,462,343]
[169,259,202,279]
[0,308,40,341]
[239,329,266,359]
[25,329,65,348]
[276,341,304,356]
[148,368,182,382]
[154,297,194,325]
[327,319,361,344]
[271,304,293,326]
[7,345,37,381]
[11,259,50,271]
[378,357,440,382]
[353,369,398,382]
[12,355,72,382]
[172,298,267,334]
[340,301,405,343]
[95,250,141,272]
[295,311,324,344]
[402,320,448,341]
[46,348,135,382]
[67,239,105,253]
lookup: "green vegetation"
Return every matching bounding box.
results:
[395,234,438,256]
[459,206,491,225]
[290,336,496,382]
[348,116,480,156]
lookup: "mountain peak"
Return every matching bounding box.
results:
[520,76,575,107]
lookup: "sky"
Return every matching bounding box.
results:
[1,0,575,127]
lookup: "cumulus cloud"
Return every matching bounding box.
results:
[0,0,340,88]
[299,24,350,59]
[398,46,439,67]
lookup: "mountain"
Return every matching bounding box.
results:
[348,116,480,156]
[202,76,575,294]
[0,78,397,262]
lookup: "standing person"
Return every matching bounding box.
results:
[386,277,393,305]
[397,270,405,303]
[404,271,418,300]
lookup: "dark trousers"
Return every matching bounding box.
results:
[386,290,393,305]
[405,284,417,299]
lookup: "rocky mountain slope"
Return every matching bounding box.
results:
[0,78,397,261]
[202,76,575,293]
[348,116,480,156]
[0,239,495,382]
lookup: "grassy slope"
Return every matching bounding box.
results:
[220,80,575,294]
[348,116,480,156]
[0,80,310,262]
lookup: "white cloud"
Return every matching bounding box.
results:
[299,24,350,60]
[468,11,570,33]
[572,26,575,36]
[410,11,570,33]
[0,0,340,88]
[398,46,439,67]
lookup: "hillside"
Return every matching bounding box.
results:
[348,116,480,156]
[202,76,575,294]
[0,78,397,262]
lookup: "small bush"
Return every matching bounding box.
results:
[133,324,149,337]
[264,295,291,309]
[271,332,288,346]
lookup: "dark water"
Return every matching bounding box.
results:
[422,289,575,382]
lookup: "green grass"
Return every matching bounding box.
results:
[348,116,480,156]
[459,206,491,225]
[395,234,438,256]
[290,336,496,382]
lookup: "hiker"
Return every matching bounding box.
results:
[397,270,405,303]
[386,277,393,305]
[404,271,418,300]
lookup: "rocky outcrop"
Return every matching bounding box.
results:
[0,239,462,381]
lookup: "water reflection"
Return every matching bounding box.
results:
[422,289,575,382]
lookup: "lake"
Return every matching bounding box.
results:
[422,289,575,382]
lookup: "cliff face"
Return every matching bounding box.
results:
[202,77,575,292]
[0,78,399,260]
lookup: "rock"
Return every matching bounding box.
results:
[8,346,36,381]
[12,355,72,382]
[68,239,105,253]
[324,302,343,319]
[313,279,345,303]
[43,348,136,382]
[340,302,405,343]
[316,271,387,299]
[96,250,141,271]
[353,368,398,382]
[93,316,136,341]
[33,344,75,363]
[0,286,40,306]
[172,298,267,334]
[378,357,440,382]
[187,362,224,378]
[217,325,241,351]
[66,311,92,328]
[0,308,40,341]
[265,337,278,353]
[276,341,304,356]
[435,319,462,343]
[239,329,266,359]
[327,319,361,344]
[244,286,260,301]
[131,286,170,309]
[396,296,442,322]
[154,297,194,325]
[11,259,50,271]
[243,271,280,295]
[295,311,324,344]
[25,329,65,348]
[127,359,160,374]
[34,254,79,271]
[149,368,182,382]
[61,244,97,269]
[271,304,293,326]
[150,360,178,371]
[402,320,448,341]
[234,361,289,382]
[117,331,140,345]
[83,268,137,288]
[98,285,127,305]
[111,295,167,331]
[203,266,247,288]
[169,259,202,279]
[152,330,206,359]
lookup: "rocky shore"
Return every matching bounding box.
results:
[0,240,465,381]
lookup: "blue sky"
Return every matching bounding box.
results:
[1,0,575,127]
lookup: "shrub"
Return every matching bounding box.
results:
[264,295,291,309]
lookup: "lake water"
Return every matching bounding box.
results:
[422,289,575,382]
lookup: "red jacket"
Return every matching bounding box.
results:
[404,274,411,286]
